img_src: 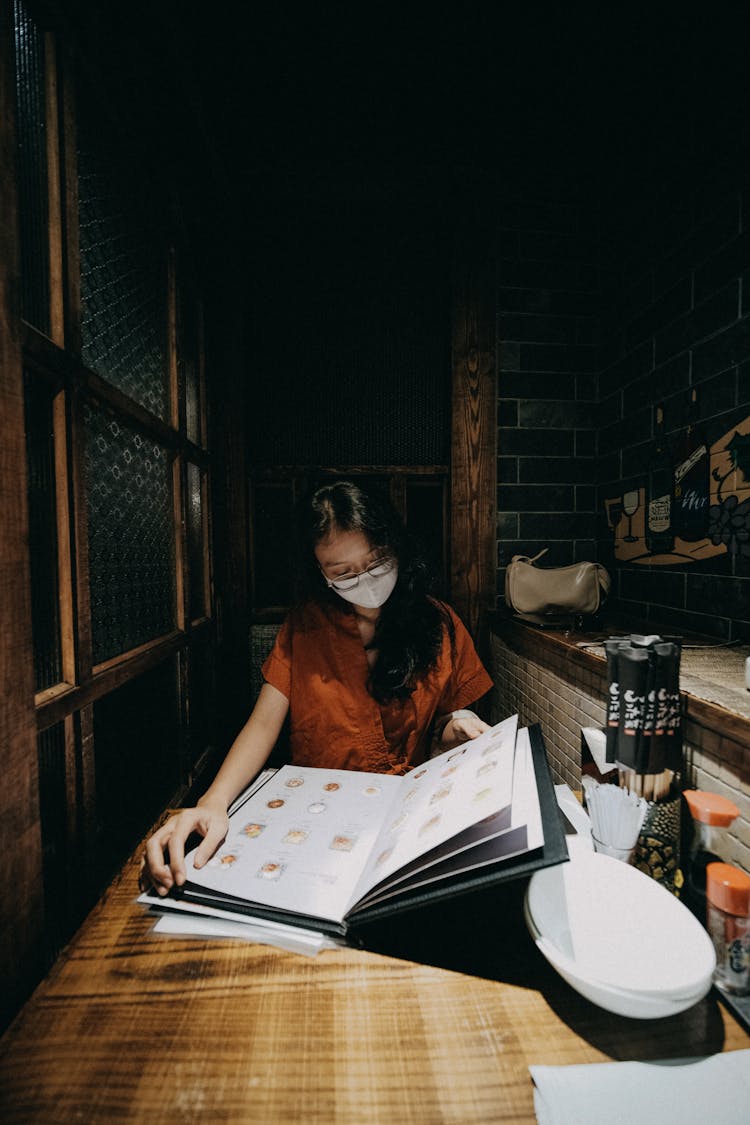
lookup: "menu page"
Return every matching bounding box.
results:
[346,714,518,912]
[184,766,403,924]
[509,726,544,849]
[351,724,542,911]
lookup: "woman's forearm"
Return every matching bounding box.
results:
[145,683,290,892]
[198,682,289,810]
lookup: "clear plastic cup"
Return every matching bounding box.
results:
[592,835,635,863]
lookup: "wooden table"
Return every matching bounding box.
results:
[1,850,748,1124]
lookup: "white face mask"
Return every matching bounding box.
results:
[326,561,399,609]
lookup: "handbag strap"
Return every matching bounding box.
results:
[597,565,612,596]
[513,548,548,566]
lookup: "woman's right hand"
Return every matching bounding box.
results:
[142,683,289,894]
[143,802,229,896]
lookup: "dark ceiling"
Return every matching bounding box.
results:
[173,5,746,194]
[60,2,750,245]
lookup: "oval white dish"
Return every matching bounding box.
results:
[525,849,716,1019]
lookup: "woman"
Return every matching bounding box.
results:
[145,480,492,894]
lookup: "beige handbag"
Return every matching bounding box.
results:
[505,549,611,626]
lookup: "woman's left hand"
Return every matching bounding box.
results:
[440,712,490,750]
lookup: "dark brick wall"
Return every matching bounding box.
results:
[596,177,750,641]
[495,172,750,641]
[495,198,601,593]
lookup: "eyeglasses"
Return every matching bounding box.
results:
[322,555,396,591]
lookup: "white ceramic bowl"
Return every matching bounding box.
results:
[525,850,716,1019]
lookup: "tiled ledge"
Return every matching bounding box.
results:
[484,612,750,873]
[486,613,750,749]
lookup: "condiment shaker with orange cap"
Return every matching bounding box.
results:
[706,863,750,996]
[682,789,740,924]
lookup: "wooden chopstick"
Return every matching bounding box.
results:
[617,768,674,803]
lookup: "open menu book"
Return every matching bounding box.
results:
[140,715,567,939]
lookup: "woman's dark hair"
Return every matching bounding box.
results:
[292,479,452,702]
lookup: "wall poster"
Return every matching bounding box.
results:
[605,413,750,566]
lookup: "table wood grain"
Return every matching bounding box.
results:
[1,848,748,1123]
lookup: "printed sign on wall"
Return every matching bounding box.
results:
[605,413,750,566]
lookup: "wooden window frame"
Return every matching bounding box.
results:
[3,0,217,990]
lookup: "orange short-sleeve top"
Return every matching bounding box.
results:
[261,600,493,775]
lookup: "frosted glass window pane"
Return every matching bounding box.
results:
[77,93,168,419]
[37,723,68,960]
[85,404,175,663]
[13,0,50,333]
[93,660,180,884]
[186,462,206,621]
[181,294,201,445]
[24,374,62,689]
[188,635,215,769]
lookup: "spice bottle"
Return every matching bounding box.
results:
[706,863,750,996]
[682,789,739,923]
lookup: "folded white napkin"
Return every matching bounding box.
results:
[530,1050,750,1125]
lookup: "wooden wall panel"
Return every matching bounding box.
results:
[208,286,251,753]
[0,1,44,1029]
[450,224,497,639]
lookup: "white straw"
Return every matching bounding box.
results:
[582,779,649,850]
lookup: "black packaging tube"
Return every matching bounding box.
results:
[615,645,650,769]
[661,640,683,771]
[604,639,622,764]
[645,643,674,775]
[641,647,658,773]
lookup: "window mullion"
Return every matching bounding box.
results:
[168,243,181,432]
[68,380,93,684]
[44,29,63,346]
[58,37,80,355]
[173,452,187,633]
[52,386,75,685]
